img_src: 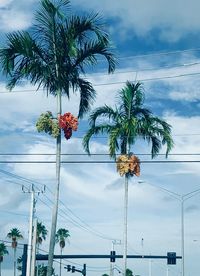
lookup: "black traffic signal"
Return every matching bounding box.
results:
[110,250,116,262]
[72,266,76,273]
[65,265,71,271]
[82,264,86,276]
[167,252,176,265]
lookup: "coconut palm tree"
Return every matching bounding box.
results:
[0,0,116,274]
[0,243,8,276]
[55,228,70,276]
[83,81,173,276]
[7,228,23,276]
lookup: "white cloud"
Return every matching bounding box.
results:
[73,0,200,42]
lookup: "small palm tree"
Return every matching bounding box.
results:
[0,1,116,274]
[0,243,8,276]
[7,228,23,276]
[83,81,173,276]
[55,228,70,276]
[36,222,48,248]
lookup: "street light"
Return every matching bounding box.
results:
[138,181,200,276]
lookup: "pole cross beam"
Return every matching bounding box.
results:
[36,254,182,260]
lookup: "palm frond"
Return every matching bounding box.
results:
[108,126,121,158]
[74,40,116,73]
[88,105,118,126]
[67,13,109,45]
[83,124,114,154]
[72,78,96,118]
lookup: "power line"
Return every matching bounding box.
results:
[1,68,200,94]
[0,168,119,241]
[117,47,200,60]
[0,160,200,163]
[0,153,200,156]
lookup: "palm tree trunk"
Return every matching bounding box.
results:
[122,174,129,276]
[14,248,16,276]
[47,89,62,276]
[60,248,62,276]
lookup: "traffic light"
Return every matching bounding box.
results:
[66,265,71,271]
[82,264,86,276]
[72,266,76,273]
[167,252,176,265]
[110,250,116,262]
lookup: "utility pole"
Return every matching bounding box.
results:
[110,240,121,276]
[23,184,45,276]
[31,218,37,276]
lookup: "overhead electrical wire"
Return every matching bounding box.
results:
[0,160,199,163]
[0,169,120,242]
[1,61,200,94]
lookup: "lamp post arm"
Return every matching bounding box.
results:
[183,189,200,201]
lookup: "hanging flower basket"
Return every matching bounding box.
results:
[36,111,78,140]
[116,154,140,177]
[36,111,59,138]
[58,112,78,140]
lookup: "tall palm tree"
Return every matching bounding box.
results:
[55,228,70,276]
[0,243,8,276]
[83,81,173,276]
[7,228,23,276]
[0,0,116,274]
[36,222,48,249]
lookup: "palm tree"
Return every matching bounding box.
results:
[0,243,8,276]
[83,81,173,276]
[55,228,70,276]
[0,0,116,274]
[36,222,48,248]
[7,228,23,276]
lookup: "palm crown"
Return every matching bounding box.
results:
[0,0,116,118]
[0,243,8,262]
[7,228,23,249]
[55,228,70,249]
[37,222,48,245]
[83,81,173,158]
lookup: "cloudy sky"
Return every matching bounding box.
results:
[1,0,200,275]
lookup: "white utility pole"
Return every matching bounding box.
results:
[30,218,37,276]
[110,240,121,276]
[148,259,152,276]
[23,184,45,276]
[23,185,36,276]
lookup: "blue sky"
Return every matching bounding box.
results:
[0,0,200,276]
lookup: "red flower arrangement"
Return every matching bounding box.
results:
[58,112,78,140]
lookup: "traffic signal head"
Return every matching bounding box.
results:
[72,266,76,273]
[110,250,116,262]
[167,252,176,265]
[66,265,71,271]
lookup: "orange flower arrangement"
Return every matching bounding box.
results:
[116,154,140,177]
[58,112,78,140]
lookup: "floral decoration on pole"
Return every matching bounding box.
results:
[36,111,78,140]
[116,154,140,177]
[58,112,78,140]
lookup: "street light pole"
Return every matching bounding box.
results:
[181,197,184,276]
[138,181,200,276]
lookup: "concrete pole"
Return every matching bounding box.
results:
[122,174,129,276]
[26,186,35,276]
[110,242,114,276]
[148,259,152,276]
[181,198,185,276]
[30,219,37,276]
